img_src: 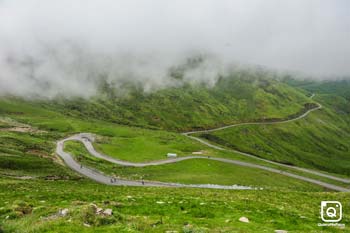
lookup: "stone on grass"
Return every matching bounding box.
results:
[96,208,103,214]
[192,151,203,155]
[103,208,113,216]
[83,223,91,227]
[58,208,69,216]
[239,216,249,223]
[274,230,288,233]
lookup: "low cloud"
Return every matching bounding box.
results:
[0,0,349,98]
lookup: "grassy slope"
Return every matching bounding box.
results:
[285,78,350,101]
[200,83,350,175]
[37,72,310,131]
[0,74,310,134]
[1,178,350,233]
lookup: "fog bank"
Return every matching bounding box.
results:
[0,0,349,98]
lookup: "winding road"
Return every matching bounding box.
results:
[56,134,253,190]
[56,94,350,192]
[183,97,350,184]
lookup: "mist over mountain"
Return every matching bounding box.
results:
[0,0,349,98]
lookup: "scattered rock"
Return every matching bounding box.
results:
[103,208,113,216]
[83,223,91,227]
[16,176,33,180]
[192,151,203,155]
[239,217,249,223]
[58,208,69,217]
[89,203,97,209]
[41,208,69,221]
[274,230,288,233]
[44,175,65,181]
[96,208,103,214]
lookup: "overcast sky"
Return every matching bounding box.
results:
[0,0,349,98]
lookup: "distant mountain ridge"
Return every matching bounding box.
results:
[33,71,311,131]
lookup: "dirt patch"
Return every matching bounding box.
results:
[0,173,35,180]
[0,117,46,133]
[16,176,34,180]
[27,149,65,166]
[192,150,207,155]
[0,127,46,133]
[53,153,66,166]
[27,149,50,158]
[44,175,72,181]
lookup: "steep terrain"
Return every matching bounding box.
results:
[198,80,350,175]
[37,71,310,131]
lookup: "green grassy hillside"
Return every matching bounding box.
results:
[285,78,350,100]
[36,71,311,131]
[198,82,350,175]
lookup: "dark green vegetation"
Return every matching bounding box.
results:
[1,73,350,232]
